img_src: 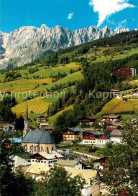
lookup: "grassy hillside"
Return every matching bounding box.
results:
[96,97,138,118]
[0,31,138,126]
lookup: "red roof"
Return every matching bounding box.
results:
[97,136,109,140]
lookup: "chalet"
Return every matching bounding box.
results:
[104,129,123,143]
[106,124,122,131]
[63,128,85,141]
[110,129,123,143]
[95,136,109,145]
[30,152,63,164]
[83,131,103,144]
[102,114,122,123]
[37,116,46,123]
[93,157,109,170]
[78,116,96,126]
[111,66,136,79]
[21,130,56,154]
[132,89,138,96]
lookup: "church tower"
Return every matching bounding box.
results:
[23,102,29,137]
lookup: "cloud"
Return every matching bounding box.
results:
[67,13,74,20]
[89,0,135,27]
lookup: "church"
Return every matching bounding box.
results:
[22,103,56,154]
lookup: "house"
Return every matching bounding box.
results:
[67,168,98,196]
[30,151,63,164]
[110,129,123,144]
[26,163,98,196]
[111,66,136,79]
[110,89,120,97]
[93,157,109,170]
[63,128,85,141]
[102,114,122,123]
[26,163,52,180]
[83,131,103,144]
[39,122,49,129]
[37,116,46,122]
[56,160,86,169]
[132,89,138,96]
[104,129,123,144]
[78,116,96,126]
[57,149,73,156]
[95,136,109,145]
[21,130,56,154]
[106,124,122,131]
[11,152,31,168]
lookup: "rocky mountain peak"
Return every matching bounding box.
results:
[0,24,130,69]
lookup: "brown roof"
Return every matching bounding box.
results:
[102,114,121,119]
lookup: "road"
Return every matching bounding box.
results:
[73,151,99,159]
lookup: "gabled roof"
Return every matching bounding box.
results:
[90,131,100,136]
[110,129,123,137]
[22,130,55,144]
[102,114,121,119]
[31,152,63,160]
[93,156,109,163]
[69,128,85,133]
[78,116,96,121]
[96,136,109,140]
[68,168,97,188]
[26,163,52,174]
[56,160,79,167]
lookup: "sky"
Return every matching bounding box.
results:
[0,0,138,33]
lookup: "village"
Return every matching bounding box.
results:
[1,104,136,196]
[0,63,138,195]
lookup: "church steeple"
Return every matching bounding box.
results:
[23,102,29,137]
[26,102,28,121]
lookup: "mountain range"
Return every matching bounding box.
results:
[0,24,130,69]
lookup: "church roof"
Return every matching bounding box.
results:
[22,130,55,144]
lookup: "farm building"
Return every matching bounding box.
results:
[63,128,85,141]
[111,66,136,79]
[102,114,122,123]
[30,151,63,164]
[78,116,96,126]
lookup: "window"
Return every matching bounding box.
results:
[47,147,49,153]
[41,146,44,152]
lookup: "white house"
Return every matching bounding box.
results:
[109,129,123,144]
[95,136,110,145]
[93,157,109,170]
[30,151,63,164]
